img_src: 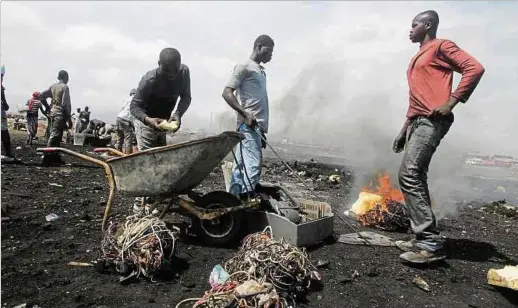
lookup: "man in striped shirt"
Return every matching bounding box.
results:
[25,91,46,145]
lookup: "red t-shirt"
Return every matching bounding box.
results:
[406,39,485,121]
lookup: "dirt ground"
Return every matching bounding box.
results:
[1,131,517,308]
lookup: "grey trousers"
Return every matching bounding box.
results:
[134,119,166,151]
[47,114,66,147]
[398,115,453,252]
[115,117,136,153]
[133,119,167,208]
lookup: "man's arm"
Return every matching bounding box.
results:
[39,88,51,111]
[222,64,249,118]
[130,74,152,124]
[171,67,192,121]
[62,85,72,120]
[2,86,9,110]
[439,40,485,104]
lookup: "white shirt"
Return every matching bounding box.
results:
[117,95,134,121]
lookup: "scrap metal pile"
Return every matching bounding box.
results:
[359,199,410,232]
[99,215,179,280]
[347,172,410,232]
[177,227,321,308]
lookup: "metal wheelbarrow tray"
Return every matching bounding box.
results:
[37,131,261,244]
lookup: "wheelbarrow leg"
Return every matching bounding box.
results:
[37,147,117,232]
[101,166,116,232]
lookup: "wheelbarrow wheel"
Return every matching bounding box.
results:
[191,191,243,246]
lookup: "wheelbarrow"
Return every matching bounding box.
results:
[37,131,263,245]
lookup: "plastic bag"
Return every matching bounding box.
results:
[209,264,229,288]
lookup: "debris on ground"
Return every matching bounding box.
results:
[2,132,517,307]
[483,200,518,218]
[67,261,93,267]
[99,215,179,281]
[328,174,341,184]
[338,231,396,247]
[412,276,431,292]
[316,260,330,268]
[177,227,320,307]
[487,265,518,291]
[45,213,59,222]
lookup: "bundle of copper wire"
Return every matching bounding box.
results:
[100,214,179,279]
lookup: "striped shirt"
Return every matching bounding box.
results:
[26,99,42,115]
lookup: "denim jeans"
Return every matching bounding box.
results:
[229,123,263,195]
[398,115,453,252]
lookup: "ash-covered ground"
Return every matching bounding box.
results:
[1,132,517,308]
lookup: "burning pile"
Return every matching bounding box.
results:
[176,227,321,308]
[350,173,410,232]
[100,215,179,279]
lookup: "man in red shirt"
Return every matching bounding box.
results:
[393,10,485,264]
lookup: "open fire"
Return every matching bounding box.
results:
[349,172,410,232]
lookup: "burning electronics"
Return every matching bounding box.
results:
[345,173,410,232]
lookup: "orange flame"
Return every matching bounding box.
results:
[355,172,405,226]
[361,172,404,203]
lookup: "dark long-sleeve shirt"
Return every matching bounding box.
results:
[130,66,191,124]
[406,39,485,120]
[1,86,8,120]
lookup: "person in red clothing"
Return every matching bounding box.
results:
[393,10,485,264]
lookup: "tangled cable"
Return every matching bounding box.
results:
[176,227,320,308]
[224,226,316,296]
[100,214,179,279]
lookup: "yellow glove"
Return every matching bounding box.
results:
[158,120,179,132]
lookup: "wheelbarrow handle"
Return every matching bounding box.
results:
[37,146,116,233]
[36,147,59,153]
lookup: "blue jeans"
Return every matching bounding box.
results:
[398,115,453,252]
[229,124,263,195]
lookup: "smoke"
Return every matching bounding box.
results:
[267,56,518,219]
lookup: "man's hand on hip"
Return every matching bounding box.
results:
[243,112,257,128]
[431,97,459,117]
[430,104,453,117]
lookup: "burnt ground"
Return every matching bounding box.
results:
[1,131,518,308]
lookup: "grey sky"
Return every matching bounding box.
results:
[2,1,518,157]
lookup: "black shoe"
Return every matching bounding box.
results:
[41,154,66,167]
[1,156,23,164]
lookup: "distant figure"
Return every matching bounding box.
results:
[1,70,21,163]
[99,123,114,136]
[222,35,274,198]
[77,106,90,133]
[74,107,81,133]
[130,47,192,215]
[25,91,46,145]
[393,10,485,264]
[82,119,106,137]
[40,70,73,166]
[115,88,137,154]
